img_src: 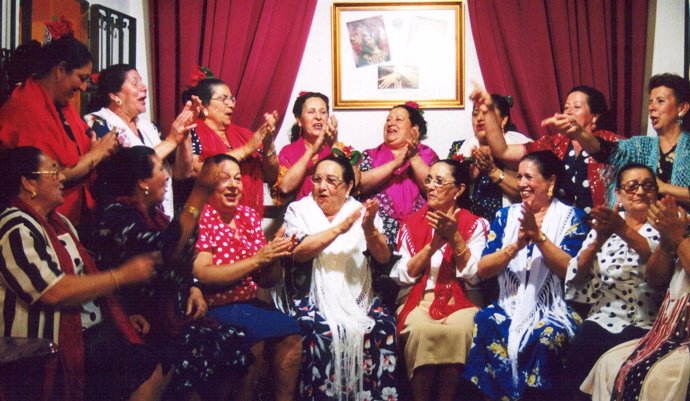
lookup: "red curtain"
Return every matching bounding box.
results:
[149,0,317,131]
[468,0,648,138]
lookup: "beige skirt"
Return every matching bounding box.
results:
[581,339,690,401]
[397,291,478,379]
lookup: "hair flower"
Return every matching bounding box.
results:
[44,16,76,43]
[90,73,100,86]
[332,142,362,166]
[451,153,474,163]
[189,65,215,87]
[505,95,514,107]
[298,91,310,97]
[405,101,419,110]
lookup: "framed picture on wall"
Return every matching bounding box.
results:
[332,1,464,109]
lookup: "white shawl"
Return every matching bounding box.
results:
[84,108,175,218]
[455,130,532,157]
[284,195,381,400]
[498,199,580,383]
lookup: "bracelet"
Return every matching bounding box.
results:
[454,245,469,258]
[109,270,120,291]
[491,170,505,184]
[183,204,200,219]
[264,147,276,158]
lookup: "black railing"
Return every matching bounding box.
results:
[89,4,136,71]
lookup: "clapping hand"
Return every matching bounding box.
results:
[169,96,201,143]
[589,204,625,241]
[256,235,296,266]
[325,115,339,144]
[468,84,493,114]
[518,205,541,247]
[541,113,583,138]
[426,209,458,241]
[362,199,379,232]
[649,196,688,248]
[472,146,497,175]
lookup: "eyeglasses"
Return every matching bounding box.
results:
[620,180,657,194]
[31,167,61,180]
[423,176,454,188]
[310,175,343,188]
[211,95,236,105]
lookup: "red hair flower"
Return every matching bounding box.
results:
[332,142,362,166]
[298,91,310,97]
[44,16,76,41]
[90,73,100,86]
[404,101,420,110]
[451,153,473,163]
[189,65,214,87]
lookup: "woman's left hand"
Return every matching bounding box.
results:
[426,209,457,241]
[649,196,687,246]
[519,205,541,243]
[472,146,497,175]
[186,286,207,319]
[325,115,338,144]
[169,96,201,143]
[541,113,584,138]
[361,199,379,232]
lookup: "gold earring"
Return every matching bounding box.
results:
[144,187,149,196]
[547,186,554,199]
[115,98,122,106]
[30,191,37,199]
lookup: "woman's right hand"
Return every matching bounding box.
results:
[337,208,362,234]
[468,85,493,113]
[255,236,295,266]
[116,251,161,285]
[472,146,497,175]
[194,157,227,193]
[589,204,625,241]
[541,113,586,137]
[89,129,119,163]
[649,196,687,249]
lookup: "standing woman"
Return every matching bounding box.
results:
[464,151,589,400]
[447,94,531,221]
[275,91,338,202]
[358,102,438,246]
[585,73,690,206]
[0,36,118,226]
[85,64,199,218]
[182,75,279,216]
[390,159,488,401]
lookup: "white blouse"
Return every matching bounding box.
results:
[390,221,487,302]
[565,218,662,333]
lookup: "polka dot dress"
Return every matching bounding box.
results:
[196,205,266,306]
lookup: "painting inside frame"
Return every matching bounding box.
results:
[332,1,464,109]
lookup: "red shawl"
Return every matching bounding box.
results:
[395,206,485,333]
[526,130,621,208]
[194,119,265,216]
[11,198,143,401]
[0,79,93,225]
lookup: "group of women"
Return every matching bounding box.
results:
[1,33,690,401]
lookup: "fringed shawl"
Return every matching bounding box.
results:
[284,195,379,400]
[607,132,690,207]
[498,199,581,383]
[613,264,690,399]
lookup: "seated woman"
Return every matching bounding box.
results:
[563,163,664,399]
[89,146,252,400]
[447,93,531,221]
[464,151,589,400]
[0,147,163,401]
[192,154,302,401]
[181,74,279,216]
[390,159,488,401]
[84,64,199,218]
[0,36,118,226]
[283,155,399,401]
[472,85,621,213]
[581,196,686,400]
[275,92,338,202]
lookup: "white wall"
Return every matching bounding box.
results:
[274,0,485,157]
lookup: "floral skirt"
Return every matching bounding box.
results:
[464,304,580,401]
[292,296,399,401]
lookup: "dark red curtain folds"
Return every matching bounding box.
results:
[468,0,648,138]
[149,0,317,132]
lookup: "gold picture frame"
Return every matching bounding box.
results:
[332,1,464,109]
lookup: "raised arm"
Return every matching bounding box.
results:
[291,208,361,262]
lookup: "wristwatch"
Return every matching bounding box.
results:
[534,231,547,244]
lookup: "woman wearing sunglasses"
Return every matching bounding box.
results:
[563,163,664,400]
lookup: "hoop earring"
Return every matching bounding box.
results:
[115,98,122,106]
[678,113,684,126]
